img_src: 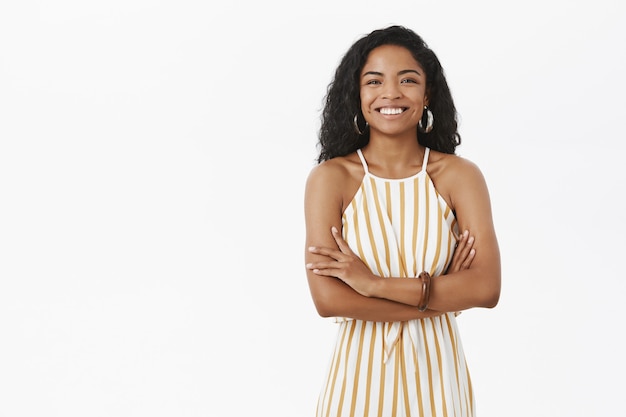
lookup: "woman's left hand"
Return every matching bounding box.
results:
[446,230,475,274]
[306,226,379,297]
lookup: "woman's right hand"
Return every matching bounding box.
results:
[446,230,475,274]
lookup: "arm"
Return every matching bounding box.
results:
[304,161,431,321]
[304,161,476,321]
[427,159,501,311]
[307,158,500,313]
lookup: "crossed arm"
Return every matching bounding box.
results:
[303,157,501,322]
[307,226,475,304]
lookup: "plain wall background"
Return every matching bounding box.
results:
[1,1,625,416]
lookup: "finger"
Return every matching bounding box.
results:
[455,230,470,252]
[460,248,476,269]
[457,235,474,260]
[455,236,475,271]
[448,231,474,274]
[331,226,354,255]
[306,260,342,271]
[454,232,474,263]
[308,245,344,260]
[449,231,468,265]
[307,265,342,278]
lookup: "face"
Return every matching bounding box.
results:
[359,44,428,137]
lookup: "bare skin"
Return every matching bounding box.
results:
[304,45,500,322]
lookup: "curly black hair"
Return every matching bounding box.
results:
[317,25,461,163]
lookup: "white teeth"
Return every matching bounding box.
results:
[380,108,404,115]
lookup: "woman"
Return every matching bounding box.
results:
[304,26,501,416]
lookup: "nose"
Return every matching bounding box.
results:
[382,82,401,100]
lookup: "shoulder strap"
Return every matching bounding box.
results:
[420,147,431,172]
[356,149,369,174]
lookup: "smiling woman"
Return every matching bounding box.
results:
[359,45,427,140]
[304,26,500,417]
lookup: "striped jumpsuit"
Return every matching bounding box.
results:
[316,148,474,417]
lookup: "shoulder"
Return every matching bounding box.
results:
[427,150,489,210]
[428,149,480,173]
[307,156,349,182]
[305,152,364,212]
[428,150,485,183]
[306,153,363,188]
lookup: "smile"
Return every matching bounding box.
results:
[378,107,407,115]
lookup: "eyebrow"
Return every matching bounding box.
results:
[362,69,422,77]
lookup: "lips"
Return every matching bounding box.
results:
[378,107,407,115]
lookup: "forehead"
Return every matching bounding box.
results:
[361,44,423,74]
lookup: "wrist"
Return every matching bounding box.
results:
[367,275,382,298]
[417,271,432,311]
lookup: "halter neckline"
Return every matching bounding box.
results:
[356,148,430,181]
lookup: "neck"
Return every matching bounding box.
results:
[361,134,425,177]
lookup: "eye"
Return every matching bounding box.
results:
[365,79,382,85]
[401,78,418,84]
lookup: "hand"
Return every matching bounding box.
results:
[306,226,378,297]
[446,230,476,274]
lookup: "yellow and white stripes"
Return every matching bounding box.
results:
[317,149,473,417]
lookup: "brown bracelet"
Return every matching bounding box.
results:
[417,271,431,312]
